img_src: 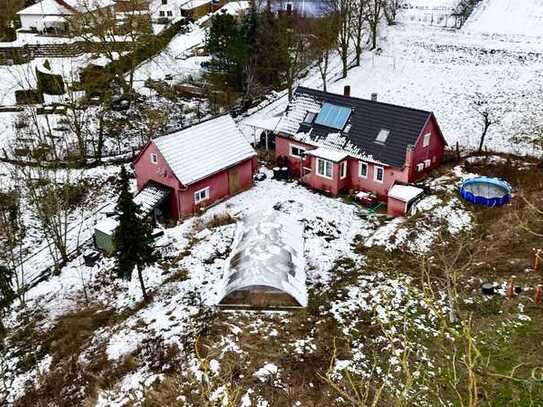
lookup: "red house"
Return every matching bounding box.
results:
[274,86,446,216]
[133,115,257,219]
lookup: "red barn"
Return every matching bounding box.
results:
[274,86,446,216]
[133,115,257,219]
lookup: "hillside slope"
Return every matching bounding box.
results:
[463,0,543,37]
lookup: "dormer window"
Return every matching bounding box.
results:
[303,112,316,124]
[375,129,389,144]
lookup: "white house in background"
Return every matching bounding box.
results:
[151,0,184,21]
[17,0,115,32]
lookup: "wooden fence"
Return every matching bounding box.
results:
[0,41,132,65]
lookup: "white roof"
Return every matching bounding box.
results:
[95,217,118,235]
[306,147,348,162]
[244,116,282,132]
[181,0,211,10]
[18,0,73,15]
[133,183,170,216]
[388,185,424,202]
[153,115,256,186]
[216,1,250,16]
[18,0,114,15]
[217,211,307,307]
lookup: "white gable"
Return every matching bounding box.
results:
[18,0,114,15]
[18,0,73,15]
[153,115,256,186]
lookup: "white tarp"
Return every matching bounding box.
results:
[217,211,307,307]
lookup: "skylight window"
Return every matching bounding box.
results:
[375,129,390,144]
[314,103,351,130]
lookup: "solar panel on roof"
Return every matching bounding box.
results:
[314,103,351,130]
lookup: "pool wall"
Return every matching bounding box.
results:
[459,177,512,207]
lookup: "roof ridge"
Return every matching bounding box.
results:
[295,86,433,116]
[158,113,232,140]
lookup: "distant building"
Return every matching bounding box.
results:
[17,0,115,32]
[133,115,257,219]
[179,0,223,20]
[261,0,328,17]
[273,86,446,216]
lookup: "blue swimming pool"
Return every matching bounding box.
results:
[460,177,512,207]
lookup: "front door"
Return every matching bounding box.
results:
[228,166,240,195]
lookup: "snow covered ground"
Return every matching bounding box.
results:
[463,0,543,38]
[3,165,475,403]
[243,1,543,157]
[131,23,207,93]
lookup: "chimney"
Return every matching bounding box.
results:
[371,93,378,102]
[343,85,351,97]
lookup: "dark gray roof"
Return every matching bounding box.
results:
[292,87,435,168]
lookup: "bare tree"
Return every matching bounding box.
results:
[383,0,404,25]
[0,187,26,304]
[471,92,502,153]
[351,0,369,67]
[366,0,385,50]
[326,0,354,78]
[69,0,153,96]
[311,15,339,91]
[276,13,312,101]
[18,164,86,270]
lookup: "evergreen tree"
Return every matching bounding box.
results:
[206,12,251,97]
[113,166,157,301]
[0,265,15,336]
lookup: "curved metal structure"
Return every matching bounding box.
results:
[216,211,307,308]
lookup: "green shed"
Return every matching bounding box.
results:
[94,218,119,255]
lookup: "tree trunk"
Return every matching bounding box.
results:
[371,23,378,50]
[342,45,348,78]
[478,117,491,152]
[137,264,148,301]
[96,114,105,162]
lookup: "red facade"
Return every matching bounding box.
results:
[133,141,256,219]
[275,114,446,215]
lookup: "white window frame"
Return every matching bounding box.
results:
[422,132,431,147]
[303,111,316,124]
[150,153,158,164]
[194,187,210,204]
[289,144,306,158]
[374,165,384,183]
[166,10,173,16]
[159,10,165,16]
[340,161,347,179]
[359,161,368,179]
[316,158,333,179]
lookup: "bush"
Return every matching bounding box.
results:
[36,66,65,95]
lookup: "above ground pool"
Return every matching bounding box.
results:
[460,177,512,207]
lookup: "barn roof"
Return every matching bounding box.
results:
[278,87,436,168]
[153,115,256,186]
[216,211,307,308]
